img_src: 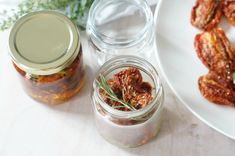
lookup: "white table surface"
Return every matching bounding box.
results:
[1,1,235,156]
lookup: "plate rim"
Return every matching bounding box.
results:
[154,0,235,140]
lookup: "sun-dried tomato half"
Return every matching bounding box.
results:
[223,0,235,26]
[194,27,235,66]
[113,67,143,87]
[198,75,235,106]
[191,0,222,30]
[194,27,235,89]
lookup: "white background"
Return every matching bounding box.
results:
[0,0,235,156]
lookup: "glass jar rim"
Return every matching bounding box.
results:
[87,0,153,48]
[92,55,163,118]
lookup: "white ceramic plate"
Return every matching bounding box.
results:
[154,0,235,139]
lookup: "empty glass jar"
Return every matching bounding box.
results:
[86,0,155,67]
[92,56,164,147]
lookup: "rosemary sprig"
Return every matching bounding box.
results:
[0,0,94,31]
[96,74,136,111]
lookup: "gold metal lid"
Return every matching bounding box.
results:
[9,11,80,75]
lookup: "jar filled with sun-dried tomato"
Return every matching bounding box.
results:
[8,11,85,105]
[86,0,155,67]
[92,56,164,147]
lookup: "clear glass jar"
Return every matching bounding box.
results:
[86,0,155,67]
[8,11,85,105]
[92,56,164,147]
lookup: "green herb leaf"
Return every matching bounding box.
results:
[0,0,94,31]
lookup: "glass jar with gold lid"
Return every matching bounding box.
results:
[8,11,85,105]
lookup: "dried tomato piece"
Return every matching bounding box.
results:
[107,79,122,98]
[191,0,222,30]
[133,82,152,94]
[112,67,145,103]
[198,75,235,106]
[130,93,153,109]
[113,67,143,87]
[194,28,235,89]
[223,0,235,26]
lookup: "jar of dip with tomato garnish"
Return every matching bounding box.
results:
[8,11,85,105]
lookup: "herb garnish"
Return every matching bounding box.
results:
[96,74,136,111]
[0,0,93,31]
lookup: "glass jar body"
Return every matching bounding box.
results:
[86,0,155,67]
[92,56,164,147]
[13,48,85,105]
[93,88,163,147]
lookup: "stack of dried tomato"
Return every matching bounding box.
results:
[99,67,153,111]
[190,0,235,106]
